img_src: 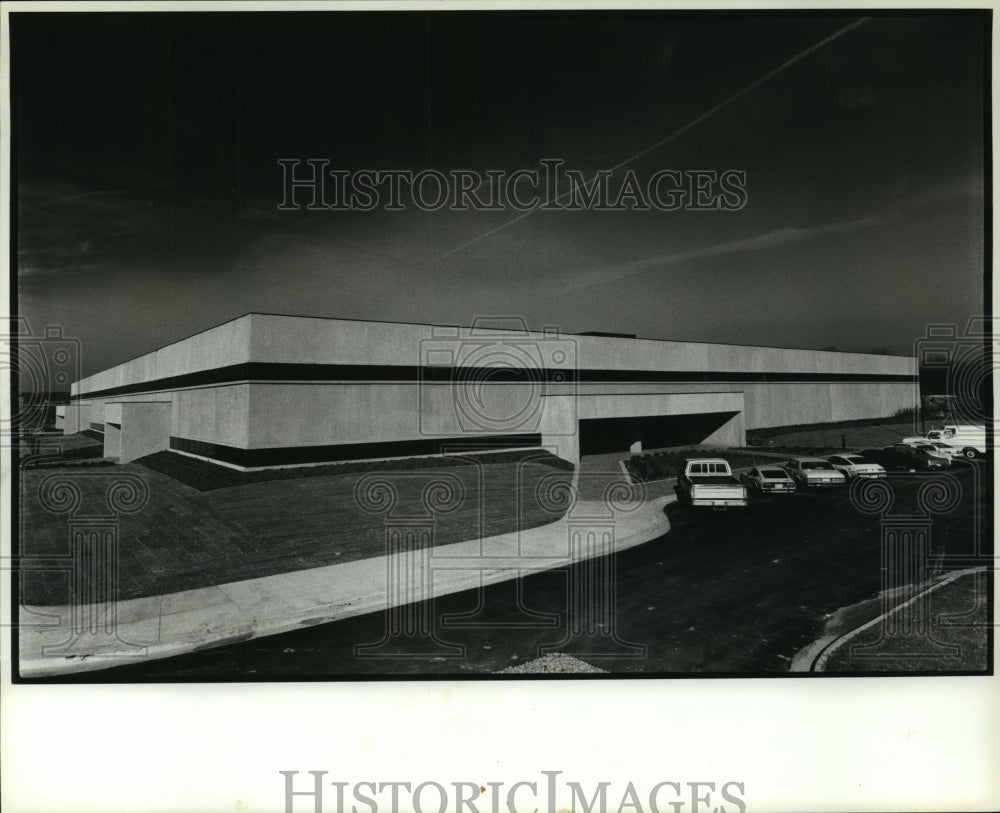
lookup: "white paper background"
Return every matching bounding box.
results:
[2,2,998,812]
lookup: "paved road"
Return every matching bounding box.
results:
[71,463,989,680]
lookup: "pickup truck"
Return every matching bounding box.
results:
[901,425,987,459]
[939,425,987,459]
[678,458,748,508]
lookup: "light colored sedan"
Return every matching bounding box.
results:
[826,454,887,479]
[740,466,797,495]
[782,458,847,488]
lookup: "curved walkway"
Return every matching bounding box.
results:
[19,495,672,677]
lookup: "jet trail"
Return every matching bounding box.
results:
[434,17,871,262]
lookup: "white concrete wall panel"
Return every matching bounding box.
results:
[575,391,744,421]
[104,423,122,459]
[242,314,914,377]
[103,403,123,424]
[701,414,745,447]
[119,402,172,464]
[246,383,548,448]
[174,385,251,448]
[80,401,105,429]
[74,315,253,396]
[70,314,915,400]
[250,315,421,366]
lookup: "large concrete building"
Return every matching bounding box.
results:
[64,313,918,468]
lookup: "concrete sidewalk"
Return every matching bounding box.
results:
[19,495,672,677]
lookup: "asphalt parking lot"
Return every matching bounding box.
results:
[79,460,990,680]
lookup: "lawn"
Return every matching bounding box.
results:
[821,569,989,672]
[746,421,922,454]
[18,432,106,466]
[18,452,572,605]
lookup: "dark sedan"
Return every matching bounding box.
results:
[859,445,951,472]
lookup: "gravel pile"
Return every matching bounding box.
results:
[498,653,607,674]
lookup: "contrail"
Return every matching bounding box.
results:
[434,17,871,261]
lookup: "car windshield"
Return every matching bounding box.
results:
[760,469,787,478]
[801,462,835,470]
[844,456,868,464]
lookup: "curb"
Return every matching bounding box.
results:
[19,496,673,677]
[790,567,986,673]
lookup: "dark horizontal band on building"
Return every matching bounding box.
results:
[72,362,918,400]
[170,433,543,468]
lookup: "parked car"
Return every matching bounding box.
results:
[906,441,959,461]
[860,445,951,472]
[740,466,796,495]
[782,458,847,488]
[678,458,748,508]
[899,438,962,459]
[826,454,887,479]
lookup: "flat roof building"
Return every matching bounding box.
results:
[64,313,918,468]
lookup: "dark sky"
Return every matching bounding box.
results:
[12,11,988,380]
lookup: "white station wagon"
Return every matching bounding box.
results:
[826,454,887,479]
[782,457,847,488]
